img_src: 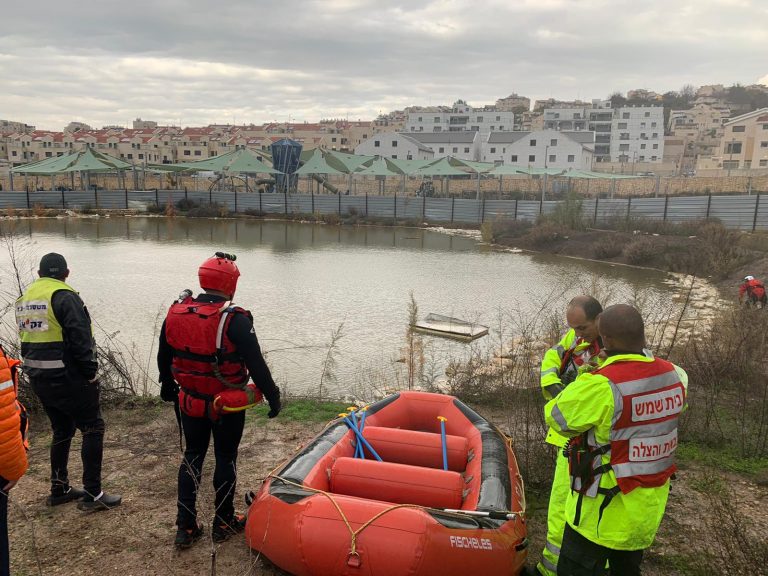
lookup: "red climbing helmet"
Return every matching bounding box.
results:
[198,252,240,297]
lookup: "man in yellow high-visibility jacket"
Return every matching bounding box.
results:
[536,296,603,576]
[545,304,687,575]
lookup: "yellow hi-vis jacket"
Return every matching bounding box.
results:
[544,353,689,551]
[540,329,602,447]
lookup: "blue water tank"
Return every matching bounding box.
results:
[271,139,302,192]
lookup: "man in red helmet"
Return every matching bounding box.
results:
[739,275,767,308]
[157,252,281,549]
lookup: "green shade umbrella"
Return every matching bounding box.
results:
[11,147,133,174]
[325,150,374,173]
[294,149,346,175]
[412,157,469,176]
[175,148,280,174]
[488,164,528,175]
[388,158,438,175]
[448,157,495,173]
[521,167,567,176]
[563,169,644,179]
[354,156,406,176]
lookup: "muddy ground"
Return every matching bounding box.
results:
[7,402,767,576]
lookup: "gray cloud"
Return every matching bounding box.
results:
[1,0,766,130]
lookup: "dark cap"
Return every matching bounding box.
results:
[39,253,68,278]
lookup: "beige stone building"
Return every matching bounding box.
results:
[713,108,768,171]
[668,103,731,173]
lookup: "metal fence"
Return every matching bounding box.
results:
[2,189,767,231]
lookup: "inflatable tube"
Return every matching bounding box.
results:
[245,391,528,576]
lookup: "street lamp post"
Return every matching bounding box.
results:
[631,151,637,175]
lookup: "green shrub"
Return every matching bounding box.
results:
[528,222,562,247]
[622,237,657,264]
[481,217,532,243]
[592,241,624,259]
[175,198,199,212]
[186,202,229,218]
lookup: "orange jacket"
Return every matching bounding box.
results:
[0,347,28,482]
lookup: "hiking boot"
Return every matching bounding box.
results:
[212,514,246,543]
[77,492,122,512]
[46,486,86,507]
[175,524,204,550]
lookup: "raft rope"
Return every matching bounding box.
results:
[267,473,525,566]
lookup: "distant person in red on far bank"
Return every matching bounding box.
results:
[739,275,767,308]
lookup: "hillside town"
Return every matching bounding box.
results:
[2,82,767,180]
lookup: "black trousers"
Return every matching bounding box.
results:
[177,410,245,529]
[1,477,9,576]
[31,378,105,497]
[558,524,644,576]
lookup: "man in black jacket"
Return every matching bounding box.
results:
[157,252,281,549]
[16,253,121,511]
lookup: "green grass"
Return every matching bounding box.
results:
[677,440,768,476]
[246,398,351,423]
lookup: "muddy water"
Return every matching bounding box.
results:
[0,217,674,396]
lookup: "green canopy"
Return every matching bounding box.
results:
[175,148,280,174]
[294,148,346,175]
[387,158,435,175]
[325,150,374,173]
[413,157,469,176]
[448,157,495,173]
[11,147,133,174]
[562,169,644,179]
[521,167,567,176]
[488,164,527,175]
[354,156,405,176]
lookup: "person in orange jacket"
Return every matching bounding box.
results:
[0,344,28,576]
[739,275,767,308]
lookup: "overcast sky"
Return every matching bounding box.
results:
[2,0,767,131]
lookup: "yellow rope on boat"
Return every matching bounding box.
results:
[268,473,525,564]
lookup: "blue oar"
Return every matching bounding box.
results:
[347,407,363,459]
[340,413,383,462]
[437,416,448,471]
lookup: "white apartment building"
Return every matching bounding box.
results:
[405,100,516,134]
[543,102,664,164]
[482,130,595,170]
[610,106,665,164]
[405,132,480,160]
[354,132,435,160]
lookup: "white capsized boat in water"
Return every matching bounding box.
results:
[411,313,489,341]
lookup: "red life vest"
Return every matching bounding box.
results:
[745,279,766,299]
[566,357,685,527]
[572,357,685,496]
[165,297,252,418]
[560,337,601,385]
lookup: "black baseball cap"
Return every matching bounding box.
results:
[39,253,68,278]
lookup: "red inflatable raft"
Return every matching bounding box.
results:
[245,391,528,575]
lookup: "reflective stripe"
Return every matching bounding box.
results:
[0,379,14,391]
[545,540,561,556]
[612,370,681,397]
[612,456,675,478]
[544,382,565,396]
[553,345,565,358]
[550,405,573,433]
[22,358,65,369]
[612,418,678,441]
[541,367,560,377]
[542,557,558,574]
